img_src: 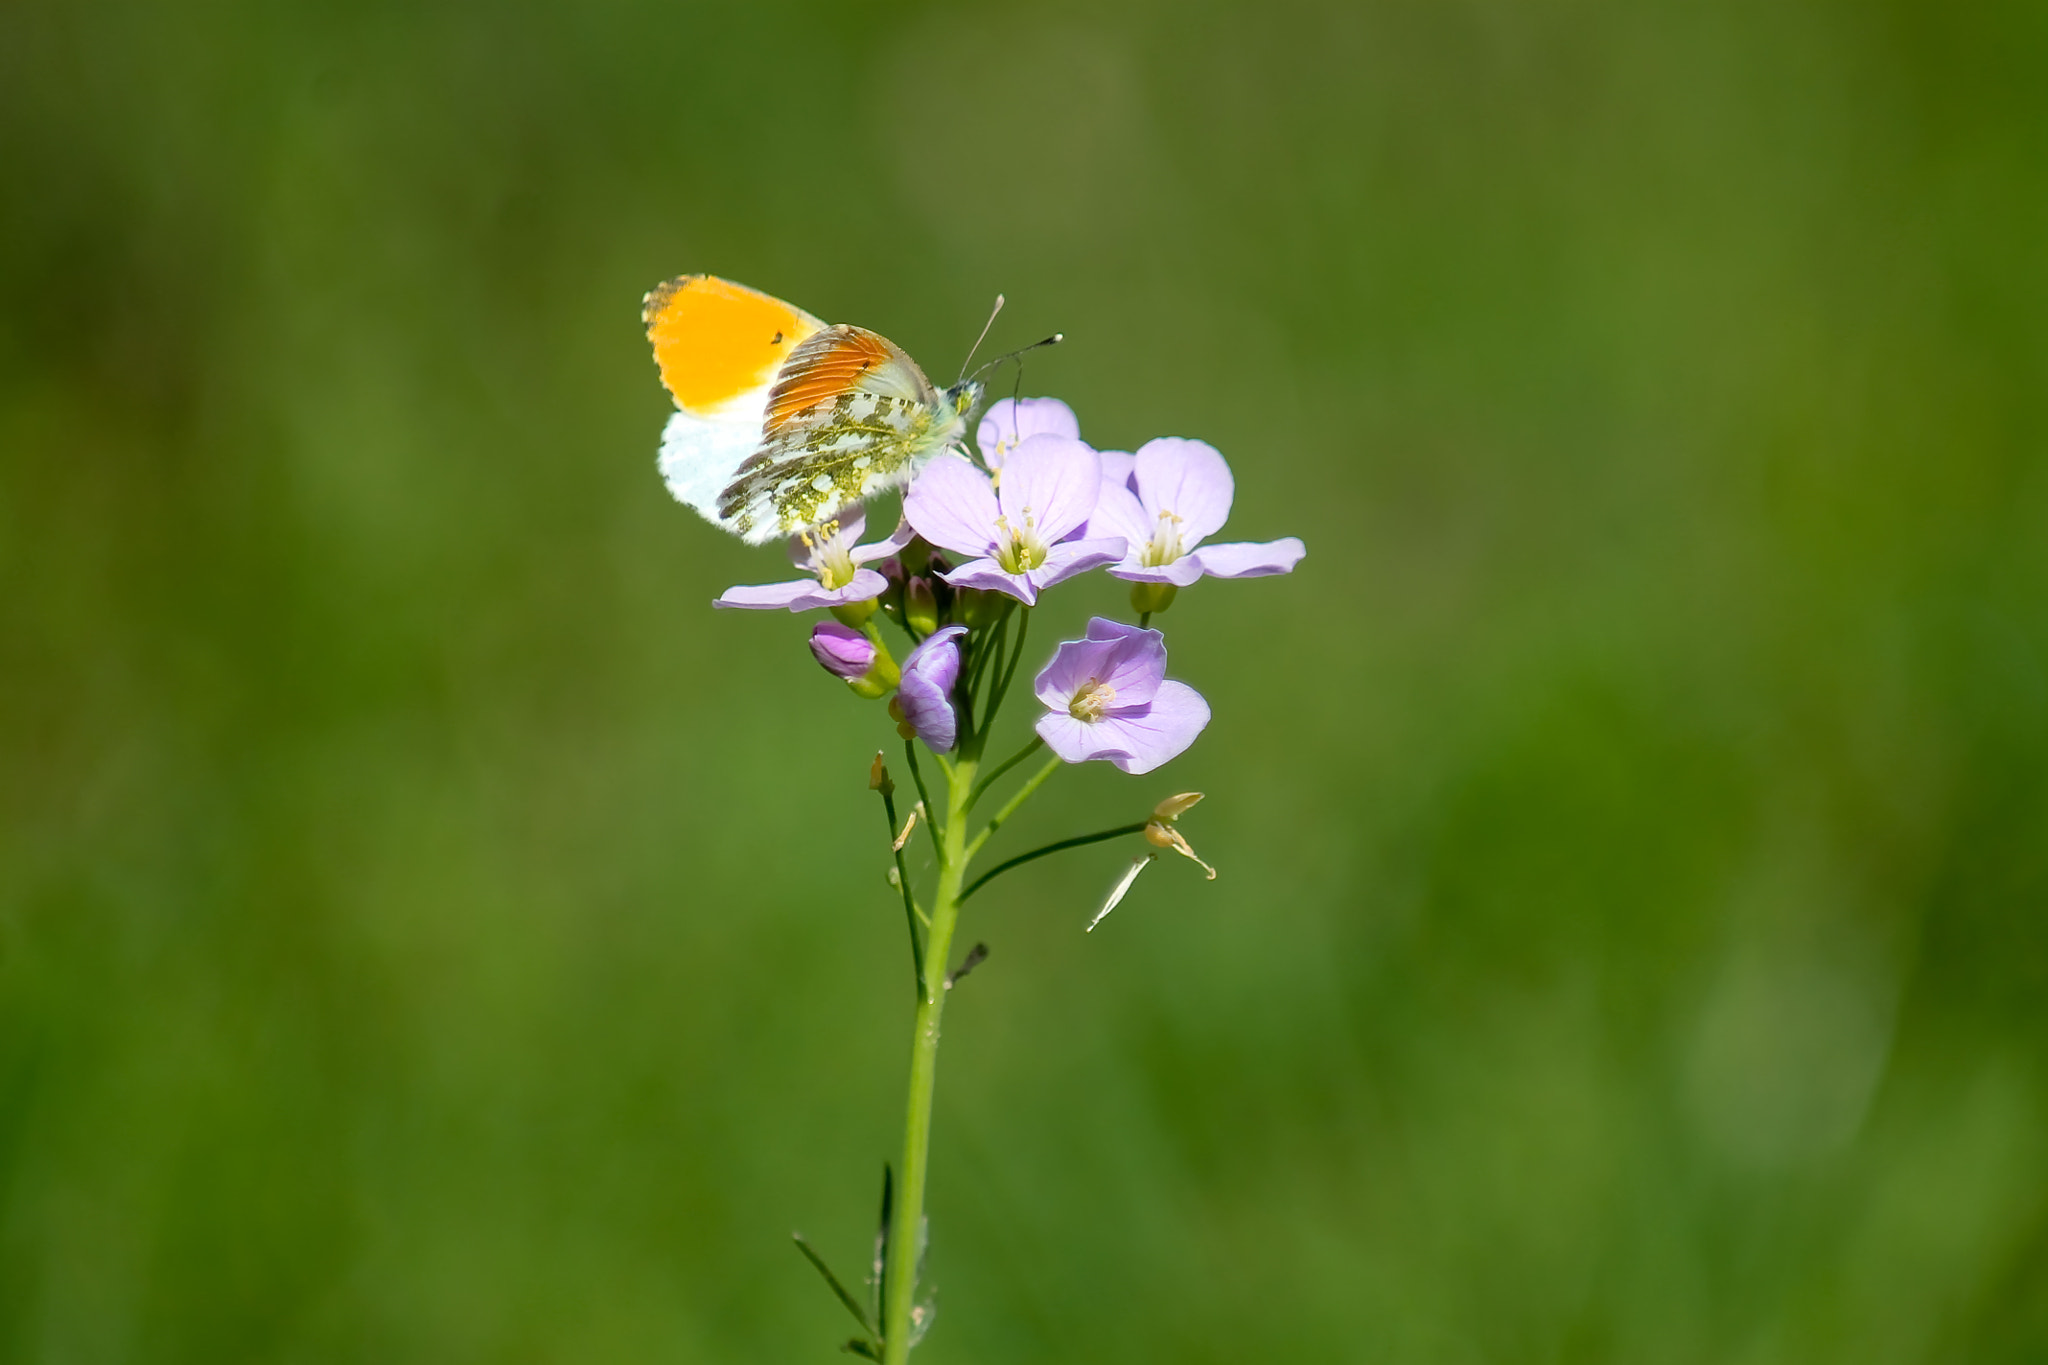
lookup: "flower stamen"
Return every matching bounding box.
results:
[803,518,859,589]
[1068,678,1117,722]
[992,509,1049,574]
[1142,509,1186,567]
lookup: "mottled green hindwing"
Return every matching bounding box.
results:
[716,390,947,541]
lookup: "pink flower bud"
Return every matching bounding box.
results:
[809,623,877,680]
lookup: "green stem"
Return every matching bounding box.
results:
[984,607,1031,725]
[879,789,925,994]
[967,736,1045,811]
[966,752,1065,863]
[963,606,1010,728]
[881,753,975,1364]
[1138,611,1151,629]
[958,822,1148,903]
[902,742,943,861]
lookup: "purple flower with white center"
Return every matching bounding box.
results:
[904,437,1126,606]
[896,625,966,752]
[1086,438,1306,587]
[713,509,915,611]
[1033,618,1211,774]
[977,396,1081,471]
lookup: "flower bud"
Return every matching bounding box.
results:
[831,596,877,629]
[875,557,907,619]
[1144,791,1215,878]
[810,622,898,698]
[905,576,940,637]
[957,586,1006,629]
[1130,581,1178,617]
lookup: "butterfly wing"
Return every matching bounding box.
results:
[714,325,963,544]
[644,275,825,525]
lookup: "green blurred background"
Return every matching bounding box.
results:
[5,0,2046,1359]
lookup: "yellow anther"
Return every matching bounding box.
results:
[1069,678,1117,721]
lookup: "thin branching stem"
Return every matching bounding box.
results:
[968,736,1045,811]
[965,751,1064,863]
[963,607,1010,728]
[984,607,1032,726]
[959,823,1149,903]
[902,741,943,860]
[878,786,925,994]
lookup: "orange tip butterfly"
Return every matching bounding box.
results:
[642,276,985,545]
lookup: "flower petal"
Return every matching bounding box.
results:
[1071,617,1166,706]
[1034,711,1138,767]
[903,624,966,692]
[809,622,875,679]
[1134,438,1234,548]
[850,516,919,565]
[939,556,1040,605]
[977,396,1080,468]
[898,625,966,752]
[899,672,957,752]
[1028,536,1127,593]
[1033,635,1121,710]
[1080,483,1152,550]
[1033,618,1165,709]
[1107,557,1210,587]
[713,570,887,611]
[1093,680,1210,774]
[1097,450,1137,492]
[906,453,1001,559]
[1185,537,1306,579]
[997,435,1100,544]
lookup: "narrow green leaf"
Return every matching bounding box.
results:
[791,1232,875,1336]
[841,1338,883,1360]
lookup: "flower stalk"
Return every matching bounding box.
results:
[650,365,1303,1357]
[880,748,974,1364]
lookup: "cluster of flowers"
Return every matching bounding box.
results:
[713,397,1305,774]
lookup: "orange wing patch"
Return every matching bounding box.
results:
[763,326,901,434]
[643,275,822,416]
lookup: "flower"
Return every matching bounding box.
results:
[1033,618,1210,774]
[713,509,914,611]
[977,396,1081,471]
[809,622,875,679]
[809,623,900,699]
[1085,438,1305,587]
[904,436,1126,605]
[894,625,966,752]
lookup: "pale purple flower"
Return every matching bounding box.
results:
[904,437,1126,606]
[1096,449,1137,490]
[977,396,1080,470]
[1033,618,1210,774]
[713,509,914,611]
[1086,438,1306,587]
[809,622,876,680]
[897,625,966,752]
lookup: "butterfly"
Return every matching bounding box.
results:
[643,275,984,545]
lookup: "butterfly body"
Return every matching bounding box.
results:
[644,276,981,544]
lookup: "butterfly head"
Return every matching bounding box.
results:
[943,378,986,433]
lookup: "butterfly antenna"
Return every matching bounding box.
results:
[956,294,1006,384]
[969,333,1062,385]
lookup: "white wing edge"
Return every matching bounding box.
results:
[657,390,768,533]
